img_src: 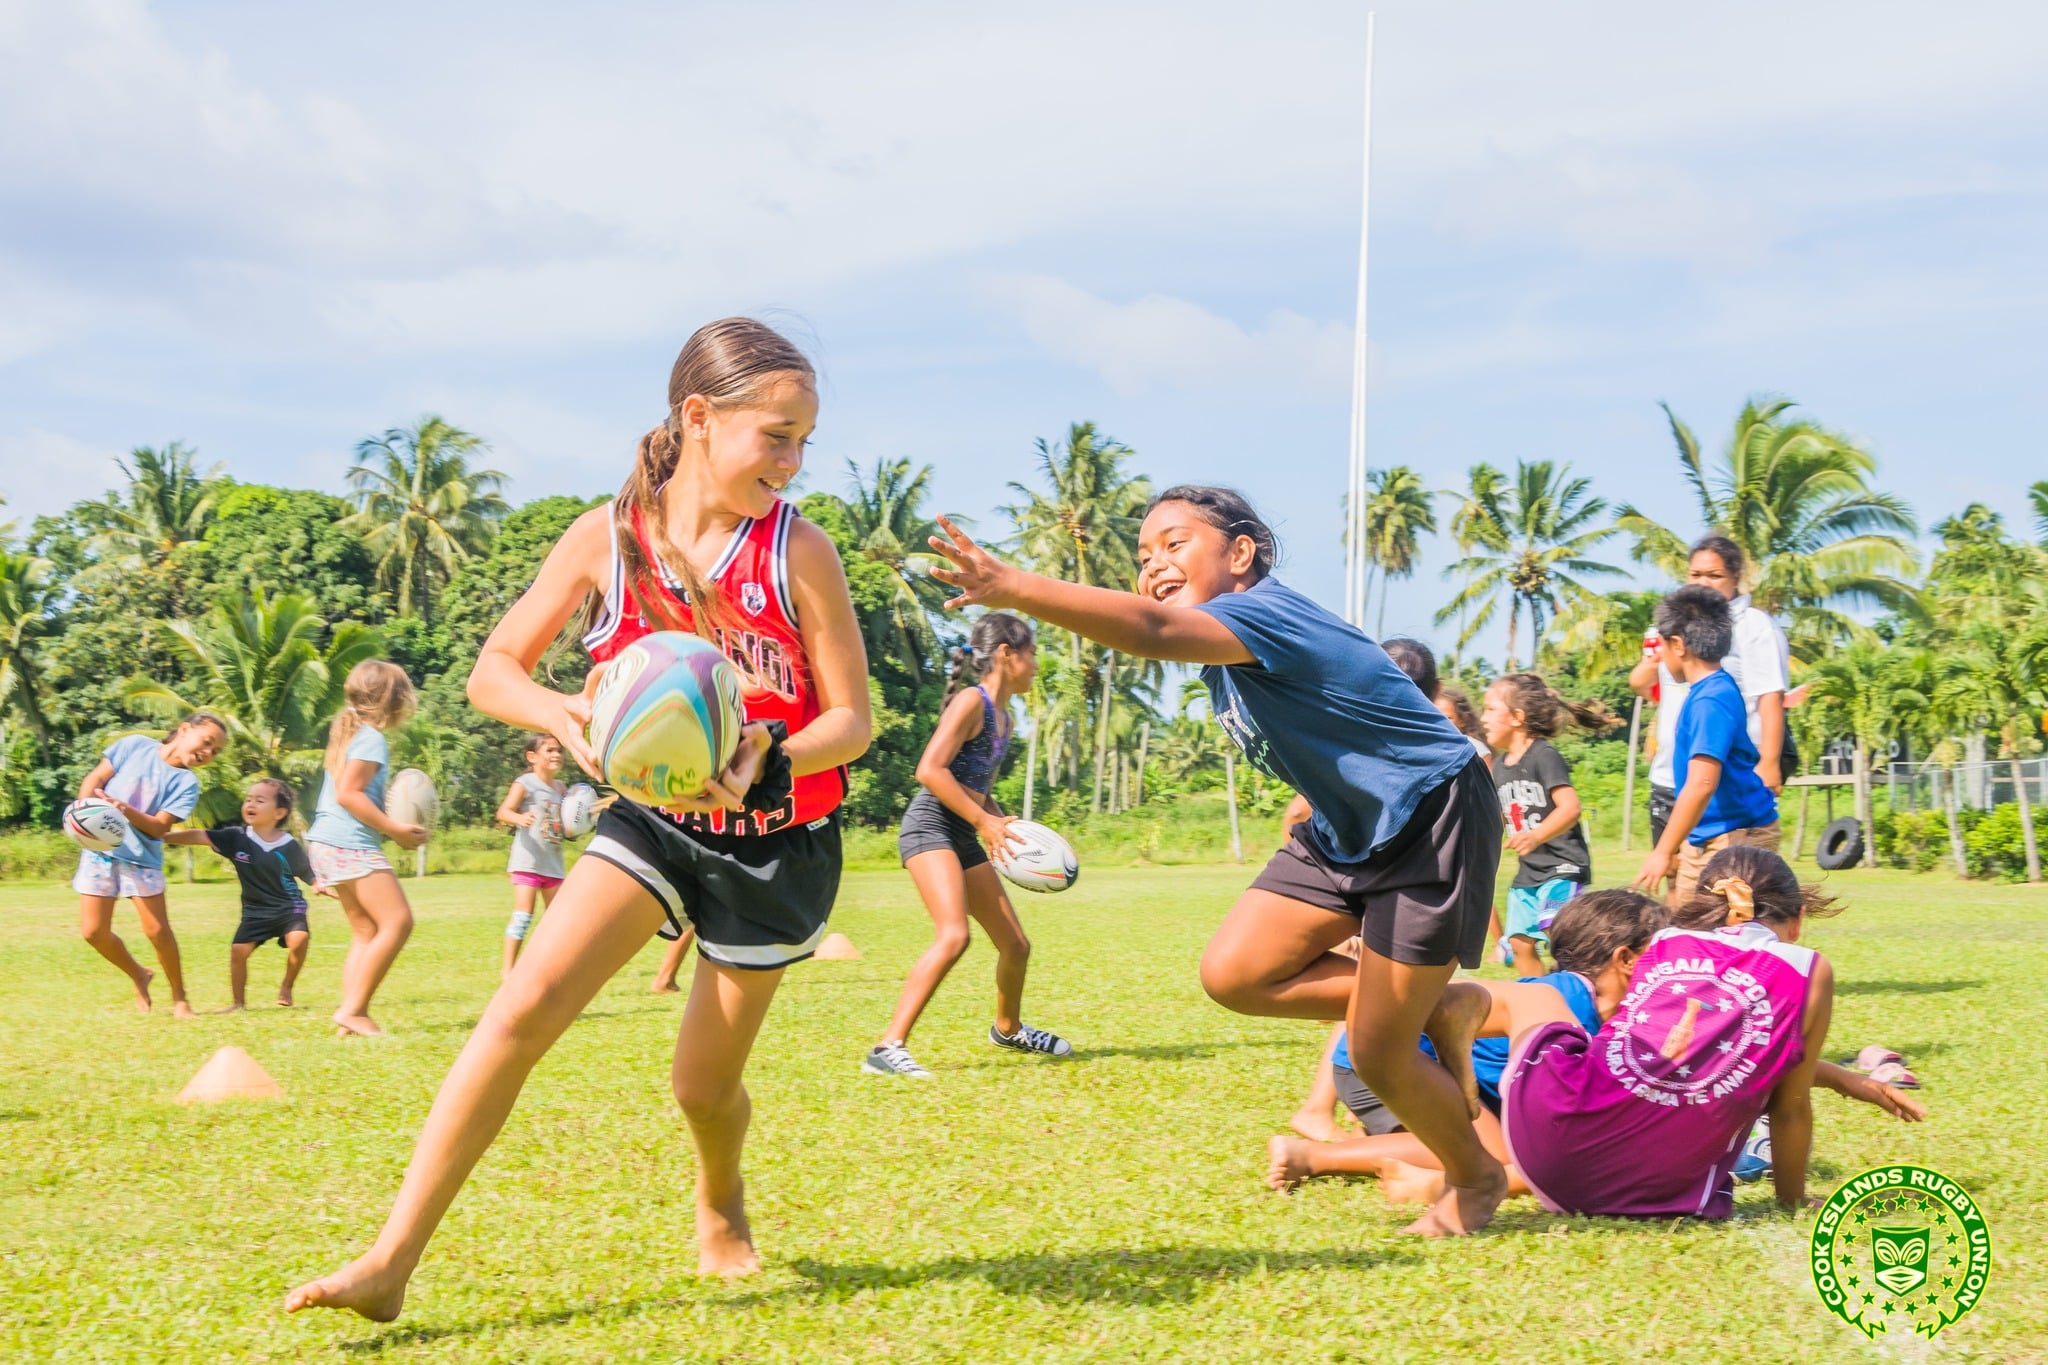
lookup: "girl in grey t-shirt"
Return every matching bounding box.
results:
[495,734,568,979]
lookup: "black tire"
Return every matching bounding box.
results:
[1815,817,1864,870]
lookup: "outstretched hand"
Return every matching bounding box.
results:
[927,515,1020,610]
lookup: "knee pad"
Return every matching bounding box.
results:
[506,910,534,941]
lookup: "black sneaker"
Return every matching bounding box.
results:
[862,1042,932,1079]
[989,1023,1073,1058]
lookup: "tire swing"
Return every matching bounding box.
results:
[1814,817,1864,870]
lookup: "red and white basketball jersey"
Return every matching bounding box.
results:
[583,498,845,834]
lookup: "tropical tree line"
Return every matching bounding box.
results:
[2,399,2044,855]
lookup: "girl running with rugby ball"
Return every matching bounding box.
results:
[930,486,1507,1236]
[864,611,1071,1079]
[287,318,871,1321]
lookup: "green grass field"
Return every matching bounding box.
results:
[2,844,2042,1362]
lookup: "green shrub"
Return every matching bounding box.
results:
[1962,802,2048,882]
[1871,809,1964,873]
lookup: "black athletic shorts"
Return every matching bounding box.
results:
[897,790,987,870]
[233,911,309,948]
[583,799,842,971]
[1649,785,1676,846]
[1249,757,1501,969]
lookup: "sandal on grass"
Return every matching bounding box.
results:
[1852,1045,1903,1072]
[1866,1060,1920,1089]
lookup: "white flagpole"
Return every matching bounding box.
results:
[1344,14,1375,628]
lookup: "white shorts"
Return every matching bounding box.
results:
[308,842,395,884]
[74,853,168,899]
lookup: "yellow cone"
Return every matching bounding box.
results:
[814,932,861,961]
[177,1046,284,1103]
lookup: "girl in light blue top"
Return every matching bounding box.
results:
[308,660,424,1038]
[75,712,227,1016]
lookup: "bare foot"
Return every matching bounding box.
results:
[696,1184,761,1278]
[1422,981,1489,1119]
[1379,1158,1446,1206]
[651,979,681,994]
[277,992,295,1008]
[283,1253,409,1322]
[222,1003,246,1015]
[171,1000,198,1020]
[1286,1104,1341,1143]
[1402,1162,1509,1238]
[133,968,156,1013]
[1267,1135,1317,1191]
[332,1013,383,1038]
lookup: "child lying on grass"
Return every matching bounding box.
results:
[1270,879,1923,1200]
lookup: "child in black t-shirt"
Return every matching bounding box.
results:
[1478,674,1616,976]
[168,778,327,1009]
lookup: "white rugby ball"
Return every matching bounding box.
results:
[994,820,1079,894]
[560,782,599,839]
[64,797,130,853]
[386,767,439,829]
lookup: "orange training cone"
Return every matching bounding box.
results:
[177,1046,285,1104]
[814,932,861,961]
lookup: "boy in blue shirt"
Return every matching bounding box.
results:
[1633,586,1781,904]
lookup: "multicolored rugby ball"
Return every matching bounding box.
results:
[993,820,1080,894]
[64,796,130,852]
[586,632,746,810]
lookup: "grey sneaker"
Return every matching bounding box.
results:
[989,1023,1073,1058]
[862,1042,932,1078]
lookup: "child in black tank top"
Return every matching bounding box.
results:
[863,613,1074,1078]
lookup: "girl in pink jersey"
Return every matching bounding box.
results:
[1425,844,1837,1219]
[289,319,873,1322]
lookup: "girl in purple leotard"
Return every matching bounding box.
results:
[1427,844,1838,1219]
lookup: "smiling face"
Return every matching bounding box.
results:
[528,737,563,778]
[1136,502,1259,609]
[678,372,817,520]
[165,719,226,768]
[1686,549,1739,600]
[1479,681,1523,749]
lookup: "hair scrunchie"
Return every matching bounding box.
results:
[1712,876,1756,924]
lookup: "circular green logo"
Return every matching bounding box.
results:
[1811,1164,1992,1340]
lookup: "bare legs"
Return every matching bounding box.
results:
[878,853,1032,1044]
[1288,1025,1349,1142]
[278,930,309,1006]
[231,932,310,1009]
[79,893,189,1015]
[79,894,156,1012]
[1197,889,1506,1235]
[651,927,697,993]
[670,951,786,1276]
[1267,1108,1515,1190]
[331,871,414,1036]
[286,858,668,1321]
[502,881,556,980]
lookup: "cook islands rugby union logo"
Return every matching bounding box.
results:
[1811,1164,1990,1340]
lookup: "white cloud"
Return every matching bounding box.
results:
[992,275,1353,396]
[0,430,126,524]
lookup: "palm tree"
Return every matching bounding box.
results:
[813,457,950,678]
[126,587,383,784]
[1000,422,1152,806]
[2030,480,2048,547]
[0,536,58,742]
[1350,465,1436,636]
[1615,399,1920,649]
[1434,460,1623,669]
[89,442,224,569]
[344,417,508,622]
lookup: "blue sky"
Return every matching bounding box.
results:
[3,0,2044,662]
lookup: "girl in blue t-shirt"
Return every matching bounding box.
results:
[931,485,1508,1236]
[307,660,425,1038]
[74,712,228,1016]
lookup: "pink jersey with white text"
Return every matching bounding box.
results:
[1501,920,1816,1219]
